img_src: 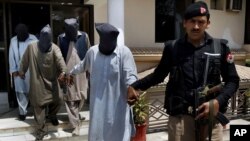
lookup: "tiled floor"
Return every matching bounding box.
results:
[1,106,250,141]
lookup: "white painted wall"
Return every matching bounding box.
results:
[86,0,108,44]
[125,0,164,48]
[87,0,246,49]
[205,0,246,49]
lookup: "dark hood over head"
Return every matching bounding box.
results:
[38,24,52,53]
[64,18,78,41]
[15,23,29,42]
[95,23,119,55]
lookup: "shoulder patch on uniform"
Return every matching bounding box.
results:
[226,53,234,63]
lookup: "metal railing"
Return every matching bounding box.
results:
[146,81,250,133]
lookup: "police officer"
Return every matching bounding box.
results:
[128,1,239,141]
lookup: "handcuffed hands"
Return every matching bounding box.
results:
[65,74,74,86]
[58,72,66,85]
[127,86,139,106]
[57,72,74,87]
[195,99,219,120]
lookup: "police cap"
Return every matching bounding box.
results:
[184,1,210,20]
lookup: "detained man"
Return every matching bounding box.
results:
[9,23,37,120]
[19,25,67,141]
[67,23,138,141]
[57,18,90,135]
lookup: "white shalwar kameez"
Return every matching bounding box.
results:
[70,44,137,141]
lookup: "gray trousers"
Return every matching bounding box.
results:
[16,92,29,115]
[33,101,61,132]
[65,100,82,129]
[168,115,223,141]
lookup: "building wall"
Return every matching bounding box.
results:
[206,0,246,49]
[125,0,164,48]
[86,0,108,44]
[87,0,246,49]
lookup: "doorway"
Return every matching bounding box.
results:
[4,2,94,107]
[5,3,50,107]
[8,3,50,39]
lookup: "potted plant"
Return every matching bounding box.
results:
[245,59,250,67]
[131,91,149,141]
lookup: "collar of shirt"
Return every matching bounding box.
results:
[179,32,213,49]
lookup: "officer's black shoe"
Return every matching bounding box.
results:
[19,115,26,121]
[50,116,59,126]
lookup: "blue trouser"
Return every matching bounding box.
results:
[16,92,28,115]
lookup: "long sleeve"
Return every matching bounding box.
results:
[216,43,240,107]
[19,44,30,74]
[131,42,172,91]
[9,39,17,74]
[70,49,91,75]
[53,44,67,74]
[121,46,138,87]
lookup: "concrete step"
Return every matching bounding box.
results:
[0,111,89,137]
[0,106,90,141]
[0,127,88,141]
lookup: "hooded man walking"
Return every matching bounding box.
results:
[67,23,138,141]
[57,18,90,135]
[19,25,67,141]
[9,23,37,120]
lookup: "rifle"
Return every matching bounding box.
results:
[194,52,229,141]
[194,84,229,125]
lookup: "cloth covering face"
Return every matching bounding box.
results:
[96,23,119,55]
[15,23,29,42]
[38,25,52,53]
[64,18,78,41]
[70,44,137,141]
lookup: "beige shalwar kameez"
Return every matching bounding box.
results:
[19,42,67,133]
[60,42,88,133]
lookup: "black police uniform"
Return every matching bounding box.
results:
[131,32,239,116]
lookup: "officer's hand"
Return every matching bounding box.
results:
[195,99,219,120]
[127,86,139,106]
